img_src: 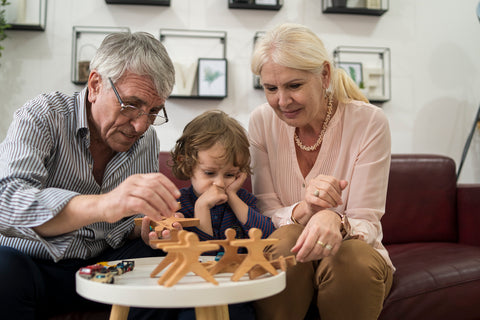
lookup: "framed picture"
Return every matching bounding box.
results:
[338,62,363,88]
[197,58,227,98]
[5,0,48,31]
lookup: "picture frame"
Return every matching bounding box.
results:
[5,0,48,31]
[197,58,227,98]
[338,62,364,88]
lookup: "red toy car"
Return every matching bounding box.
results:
[79,264,104,279]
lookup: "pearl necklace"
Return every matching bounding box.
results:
[294,94,333,152]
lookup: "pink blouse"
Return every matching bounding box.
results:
[248,100,394,270]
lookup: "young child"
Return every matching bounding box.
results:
[171,109,275,241]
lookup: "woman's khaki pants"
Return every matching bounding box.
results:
[254,224,393,320]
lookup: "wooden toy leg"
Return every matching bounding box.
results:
[195,305,229,320]
[109,305,129,320]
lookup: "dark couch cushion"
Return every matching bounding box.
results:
[382,155,457,245]
[380,242,480,320]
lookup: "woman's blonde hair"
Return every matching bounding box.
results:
[251,22,368,104]
[170,110,252,180]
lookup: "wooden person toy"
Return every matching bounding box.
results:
[149,230,187,281]
[155,232,220,287]
[229,228,279,281]
[207,228,246,275]
[134,216,200,235]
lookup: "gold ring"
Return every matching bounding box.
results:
[317,240,326,247]
[313,190,320,197]
[325,244,333,250]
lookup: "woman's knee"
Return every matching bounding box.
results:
[266,224,304,258]
[315,239,390,287]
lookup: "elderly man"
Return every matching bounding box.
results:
[0,31,180,319]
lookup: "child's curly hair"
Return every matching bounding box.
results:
[170,110,252,180]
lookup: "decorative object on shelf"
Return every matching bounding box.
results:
[4,0,47,31]
[160,28,227,99]
[71,26,130,85]
[366,0,381,9]
[337,62,363,88]
[253,31,265,89]
[322,0,388,16]
[228,0,283,10]
[171,60,197,96]
[197,58,227,98]
[0,0,10,59]
[105,0,170,5]
[77,43,97,83]
[332,0,347,8]
[333,46,391,103]
[346,0,366,8]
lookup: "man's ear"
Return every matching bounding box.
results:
[87,70,102,103]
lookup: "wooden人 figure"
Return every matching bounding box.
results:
[229,228,279,281]
[207,228,246,275]
[156,232,220,287]
[149,230,186,281]
[134,216,200,235]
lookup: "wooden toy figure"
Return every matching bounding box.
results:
[229,228,279,281]
[156,232,220,287]
[208,228,246,275]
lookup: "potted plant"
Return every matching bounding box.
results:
[0,0,10,59]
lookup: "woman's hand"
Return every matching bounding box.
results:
[304,175,348,216]
[291,209,343,262]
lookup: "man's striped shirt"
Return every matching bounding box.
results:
[0,88,159,262]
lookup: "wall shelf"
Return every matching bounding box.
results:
[105,0,170,5]
[5,0,47,31]
[333,46,391,103]
[322,0,388,16]
[229,0,283,11]
[160,29,228,99]
[71,26,130,85]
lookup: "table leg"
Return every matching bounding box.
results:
[109,304,130,320]
[195,305,229,320]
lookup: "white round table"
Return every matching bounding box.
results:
[76,256,286,320]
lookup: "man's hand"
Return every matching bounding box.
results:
[101,173,181,223]
[33,173,181,237]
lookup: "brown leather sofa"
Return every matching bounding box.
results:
[379,154,480,320]
[51,153,480,320]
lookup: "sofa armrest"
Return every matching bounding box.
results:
[457,184,480,246]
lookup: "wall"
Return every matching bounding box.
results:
[1,0,479,183]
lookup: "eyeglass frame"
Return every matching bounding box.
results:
[108,77,168,126]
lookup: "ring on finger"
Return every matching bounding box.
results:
[313,189,320,197]
[325,244,333,250]
[317,240,326,247]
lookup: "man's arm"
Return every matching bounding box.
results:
[34,173,181,237]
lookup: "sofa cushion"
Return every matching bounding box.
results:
[382,155,457,245]
[380,242,480,320]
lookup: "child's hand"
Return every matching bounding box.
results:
[197,183,228,210]
[226,172,247,195]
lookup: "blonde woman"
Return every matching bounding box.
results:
[249,23,394,320]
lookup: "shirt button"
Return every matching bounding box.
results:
[302,183,305,188]
[88,164,93,169]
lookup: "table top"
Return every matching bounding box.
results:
[76,256,286,308]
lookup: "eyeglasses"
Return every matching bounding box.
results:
[108,77,168,126]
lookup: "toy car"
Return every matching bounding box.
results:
[79,264,104,279]
[116,260,135,274]
[91,270,115,284]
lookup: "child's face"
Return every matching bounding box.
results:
[191,143,240,196]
